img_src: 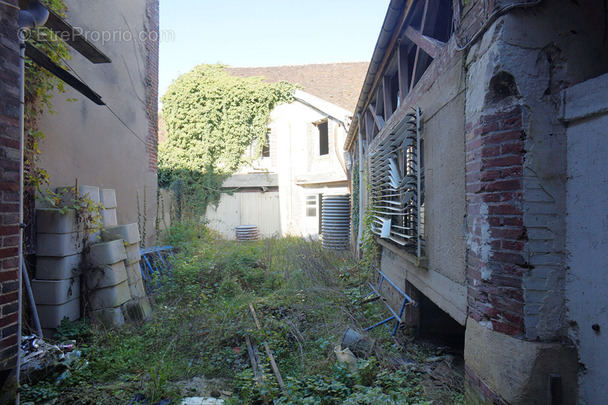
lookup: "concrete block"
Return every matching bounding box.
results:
[88,230,101,244]
[125,243,141,265]
[122,297,152,322]
[128,278,147,299]
[102,223,140,244]
[36,209,81,234]
[35,254,82,280]
[101,208,118,227]
[125,261,144,287]
[89,280,131,310]
[32,277,80,305]
[88,239,127,266]
[86,261,128,290]
[37,298,80,328]
[37,232,83,257]
[56,185,100,205]
[99,189,117,209]
[89,306,125,328]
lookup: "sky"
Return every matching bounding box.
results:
[159,0,389,98]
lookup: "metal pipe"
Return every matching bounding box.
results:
[357,113,364,248]
[22,257,42,337]
[16,36,25,405]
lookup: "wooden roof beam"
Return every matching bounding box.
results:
[404,26,445,59]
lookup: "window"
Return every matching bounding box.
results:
[306,194,317,217]
[261,129,270,158]
[318,121,329,155]
[370,108,424,256]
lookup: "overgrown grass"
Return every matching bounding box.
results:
[23,221,463,404]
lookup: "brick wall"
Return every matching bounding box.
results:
[145,0,159,173]
[0,0,22,394]
[465,105,527,337]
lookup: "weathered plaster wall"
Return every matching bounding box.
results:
[463,0,608,402]
[270,100,348,237]
[563,72,608,405]
[37,0,159,245]
[0,1,21,399]
[373,38,468,325]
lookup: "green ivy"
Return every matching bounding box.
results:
[159,64,297,217]
[23,0,71,192]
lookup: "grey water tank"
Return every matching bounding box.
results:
[321,195,351,250]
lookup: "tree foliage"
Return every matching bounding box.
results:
[159,64,296,218]
[159,64,295,180]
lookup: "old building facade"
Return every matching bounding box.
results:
[0,0,159,400]
[347,1,608,403]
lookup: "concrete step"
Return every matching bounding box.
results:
[89,239,127,266]
[37,298,80,328]
[35,254,82,280]
[101,208,118,227]
[37,232,83,257]
[89,280,131,310]
[36,209,81,234]
[99,189,117,209]
[86,261,128,290]
[101,223,140,244]
[32,278,80,305]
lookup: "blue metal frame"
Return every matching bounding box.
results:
[139,246,175,291]
[363,266,415,335]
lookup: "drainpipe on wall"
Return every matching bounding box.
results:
[357,113,364,248]
[17,4,50,402]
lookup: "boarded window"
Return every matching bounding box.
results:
[318,121,329,155]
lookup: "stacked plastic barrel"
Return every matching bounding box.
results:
[235,225,260,241]
[321,195,351,250]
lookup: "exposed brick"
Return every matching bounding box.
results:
[483,155,523,169]
[0,291,17,305]
[1,235,18,248]
[0,333,18,348]
[486,129,524,145]
[1,281,18,295]
[0,247,18,258]
[2,302,18,316]
[466,106,526,338]
[1,257,19,271]
[488,204,523,216]
[0,225,18,236]
[491,320,524,336]
[0,324,17,339]
[0,312,17,328]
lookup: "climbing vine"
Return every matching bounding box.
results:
[23,0,72,193]
[159,64,297,217]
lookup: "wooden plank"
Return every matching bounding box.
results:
[45,8,111,64]
[398,42,410,104]
[383,75,393,121]
[404,26,444,59]
[368,104,385,130]
[249,303,286,391]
